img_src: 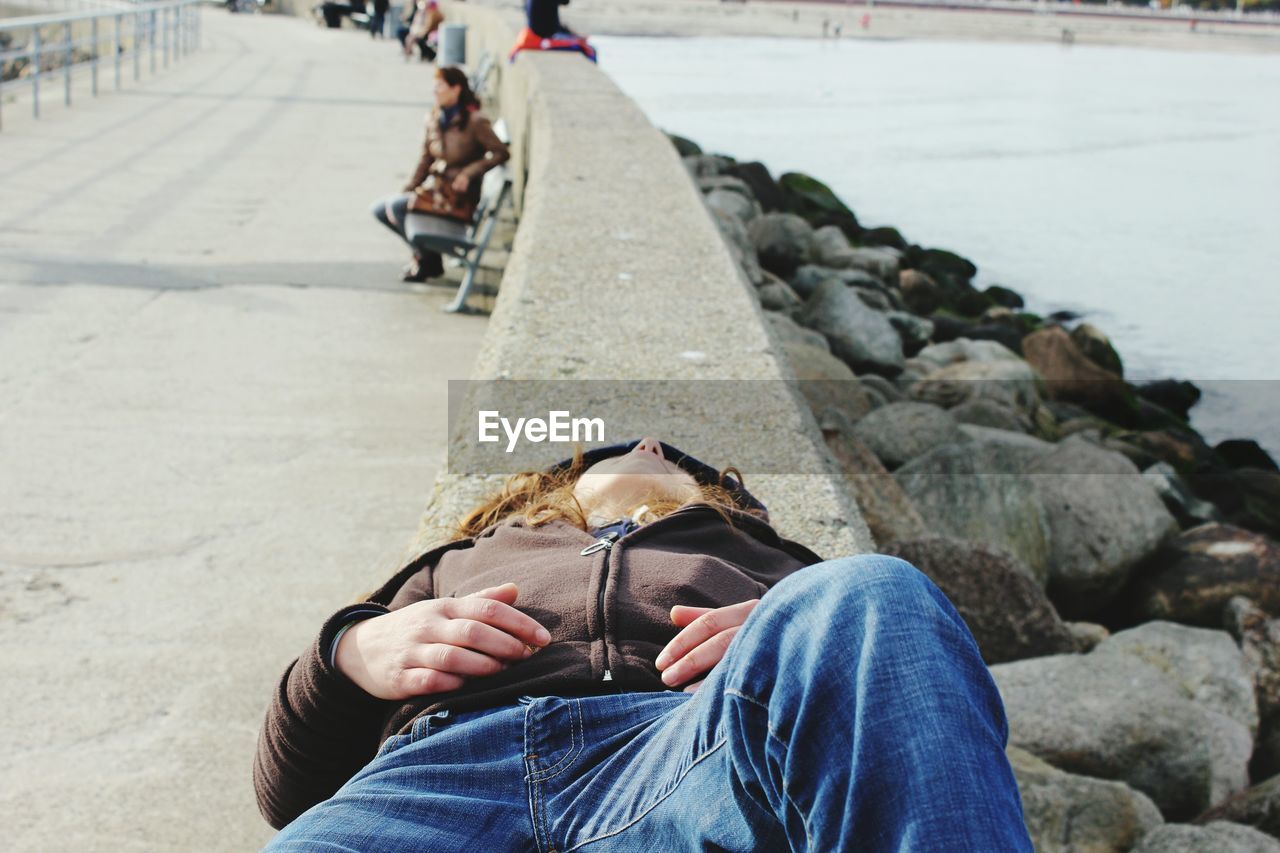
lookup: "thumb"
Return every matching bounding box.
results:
[467,582,519,605]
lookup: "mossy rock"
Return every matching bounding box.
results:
[1215,439,1279,473]
[1134,379,1202,421]
[727,161,785,212]
[942,283,993,318]
[860,226,909,252]
[1016,312,1044,332]
[984,284,1025,309]
[777,172,861,239]
[666,133,701,158]
[908,246,979,285]
[1071,323,1125,379]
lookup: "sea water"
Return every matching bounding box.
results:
[594,35,1280,457]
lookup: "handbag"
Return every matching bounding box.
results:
[408,162,477,223]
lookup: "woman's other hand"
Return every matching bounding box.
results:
[654,599,759,694]
[451,173,470,194]
[335,583,551,700]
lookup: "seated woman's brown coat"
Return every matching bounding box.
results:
[403,107,509,221]
[253,507,822,829]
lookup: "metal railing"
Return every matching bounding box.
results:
[0,0,201,131]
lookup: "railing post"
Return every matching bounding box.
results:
[63,21,71,106]
[113,13,121,90]
[162,8,169,69]
[32,27,41,118]
[91,16,99,97]
[149,9,156,75]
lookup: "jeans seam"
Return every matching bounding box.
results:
[725,688,814,850]
[561,737,729,852]
[524,703,550,853]
[528,699,583,782]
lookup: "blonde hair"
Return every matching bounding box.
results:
[454,445,761,539]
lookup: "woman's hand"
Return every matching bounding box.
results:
[654,599,759,694]
[451,173,470,194]
[336,583,551,700]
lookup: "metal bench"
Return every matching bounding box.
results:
[404,160,511,314]
[468,51,494,97]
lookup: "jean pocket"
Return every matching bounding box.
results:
[375,733,410,759]
[409,709,452,743]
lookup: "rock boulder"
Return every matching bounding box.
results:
[747,212,814,278]
[993,621,1256,820]
[852,402,968,470]
[822,418,928,546]
[1225,597,1280,779]
[1023,326,1129,419]
[1128,524,1280,628]
[879,538,1077,664]
[1009,746,1163,853]
[1197,773,1280,843]
[895,443,1052,586]
[1133,822,1280,852]
[898,268,941,315]
[1026,437,1178,617]
[798,279,905,377]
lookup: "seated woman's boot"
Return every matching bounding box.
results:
[402,252,445,283]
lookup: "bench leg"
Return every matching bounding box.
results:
[443,258,480,314]
[443,219,500,314]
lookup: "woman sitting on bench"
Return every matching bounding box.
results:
[371,66,509,284]
[254,436,1033,851]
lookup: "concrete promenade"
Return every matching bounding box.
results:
[0,11,485,850]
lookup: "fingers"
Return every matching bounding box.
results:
[439,617,535,662]
[466,582,519,606]
[669,604,712,628]
[659,625,741,688]
[404,643,510,678]
[655,599,758,671]
[441,593,551,648]
[395,668,465,696]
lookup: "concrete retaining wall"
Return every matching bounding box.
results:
[415,3,872,558]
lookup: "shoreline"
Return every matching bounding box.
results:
[558,0,1280,53]
[674,128,1280,845]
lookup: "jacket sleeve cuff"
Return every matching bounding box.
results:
[302,603,393,710]
[326,607,387,671]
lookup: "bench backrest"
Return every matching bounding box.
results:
[468,52,495,98]
[469,164,510,237]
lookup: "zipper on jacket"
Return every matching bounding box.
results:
[579,531,618,556]
[581,531,620,683]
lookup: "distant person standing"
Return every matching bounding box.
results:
[369,0,389,38]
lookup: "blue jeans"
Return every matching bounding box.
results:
[266,556,1032,851]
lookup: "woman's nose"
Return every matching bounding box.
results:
[633,437,664,460]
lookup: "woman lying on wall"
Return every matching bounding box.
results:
[254,436,1033,851]
[370,65,508,284]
